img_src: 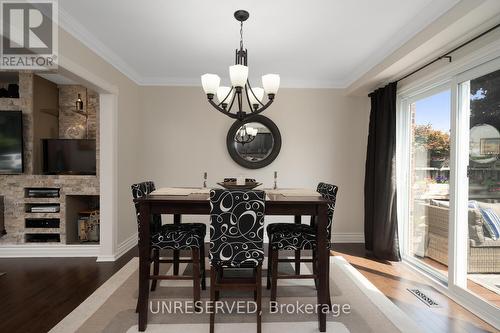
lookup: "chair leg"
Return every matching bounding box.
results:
[192,248,201,312]
[325,249,331,309]
[294,249,301,275]
[266,241,272,289]
[210,267,216,333]
[200,243,206,290]
[294,215,301,275]
[270,249,278,302]
[215,267,222,301]
[150,248,160,291]
[173,249,180,275]
[312,248,319,290]
[253,267,257,301]
[256,265,262,333]
[173,214,181,275]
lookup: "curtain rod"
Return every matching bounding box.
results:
[395,23,500,83]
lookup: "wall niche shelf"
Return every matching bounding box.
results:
[25,187,60,198]
[25,233,60,243]
[66,195,100,245]
[0,72,20,98]
[25,203,60,213]
[25,218,60,229]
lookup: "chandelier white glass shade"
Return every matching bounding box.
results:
[201,10,280,121]
[201,74,220,95]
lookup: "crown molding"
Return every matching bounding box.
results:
[58,8,142,85]
[137,76,349,89]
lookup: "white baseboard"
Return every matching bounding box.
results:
[332,232,365,243]
[97,232,137,262]
[0,232,361,259]
[0,244,100,258]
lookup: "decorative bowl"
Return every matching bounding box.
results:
[217,181,262,190]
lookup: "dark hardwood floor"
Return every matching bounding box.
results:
[0,244,497,333]
[0,248,137,333]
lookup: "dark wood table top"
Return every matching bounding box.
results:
[135,193,329,205]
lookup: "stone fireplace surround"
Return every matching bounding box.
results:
[0,72,100,245]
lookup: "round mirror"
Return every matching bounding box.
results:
[226,115,281,169]
[470,123,500,164]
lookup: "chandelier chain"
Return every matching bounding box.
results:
[240,21,244,50]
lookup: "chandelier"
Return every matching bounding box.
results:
[201,10,280,121]
[235,125,258,145]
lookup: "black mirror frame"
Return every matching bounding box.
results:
[226,115,282,169]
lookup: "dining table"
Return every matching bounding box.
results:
[134,189,331,332]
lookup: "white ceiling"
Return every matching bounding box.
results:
[59,0,460,88]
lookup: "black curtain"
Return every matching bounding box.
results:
[364,82,401,261]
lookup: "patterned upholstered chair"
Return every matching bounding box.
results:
[266,182,338,302]
[209,189,265,333]
[131,181,207,306]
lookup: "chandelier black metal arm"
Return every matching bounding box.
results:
[207,81,275,121]
[207,95,274,121]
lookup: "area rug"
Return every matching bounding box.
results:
[49,256,422,333]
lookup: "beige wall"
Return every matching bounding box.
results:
[58,28,141,245]
[57,27,371,246]
[138,86,369,238]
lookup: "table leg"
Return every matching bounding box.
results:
[138,202,151,332]
[316,204,328,332]
[294,215,301,275]
[173,214,181,275]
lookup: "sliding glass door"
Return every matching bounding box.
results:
[399,56,500,325]
[458,68,500,309]
[403,88,451,280]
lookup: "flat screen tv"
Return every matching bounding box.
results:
[0,111,23,174]
[42,139,96,175]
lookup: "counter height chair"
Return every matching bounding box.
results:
[209,189,265,333]
[266,182,338,303]
[131,181,207,311]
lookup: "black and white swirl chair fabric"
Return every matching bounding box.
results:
[131,181,162,236]
[267,182,338,250]
[131,181,206,250]
[209,189,265,268]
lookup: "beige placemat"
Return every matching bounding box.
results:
[205,194,271,201]
[266,188,320,197]
[151,188,210,196]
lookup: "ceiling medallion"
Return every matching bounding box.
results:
[201,10,280,121]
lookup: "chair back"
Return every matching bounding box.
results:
[316,182,339,240]
[131,181,161,234]
[209,189,265,267]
